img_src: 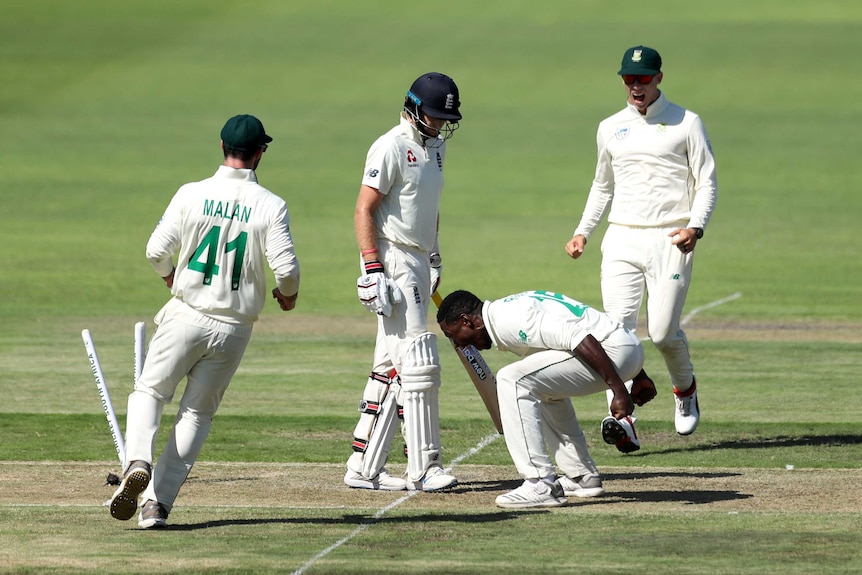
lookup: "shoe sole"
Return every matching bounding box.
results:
[344,480,407,491]
[417,477,458,492]
[110,469,150,521]
[344,473,407,491]
[495,497,566,509]
[565,487,605,498]
[601,418,628,444]
[138,517,167,529]
[602,418,640,453]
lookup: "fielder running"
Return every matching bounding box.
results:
[109,114,300,528]
[437,289,656,508]
[565,45,717,446]
[346,72,462,492]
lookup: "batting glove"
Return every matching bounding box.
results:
[357,272,389,315]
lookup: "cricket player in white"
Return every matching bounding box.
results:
[566,46,717,443]
[109,114,300,528]
[437,289,655,508]
[346,73,462,492]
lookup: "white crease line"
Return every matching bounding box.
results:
[681,292,743,327]
[291,432,501,575]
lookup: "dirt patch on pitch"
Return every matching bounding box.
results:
[2,461,859,515]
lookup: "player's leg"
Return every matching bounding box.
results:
[542,400,605,498]
[495,352,586,508]
[112,316,205,521]
[646,227,698,435]
[344,353,407,490]
[383,247,455,491]
[599,225,649,447]
[140,327,249,525]
[539,351,607,485]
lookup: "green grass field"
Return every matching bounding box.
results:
[1,1,861,573]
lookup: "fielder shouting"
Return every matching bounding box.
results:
[566,45,717,445]
[109,114,300,528]
[346,72,462,491]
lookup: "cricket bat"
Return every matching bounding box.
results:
[432,291,503,434]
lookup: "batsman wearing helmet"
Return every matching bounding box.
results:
[346,72,462,491]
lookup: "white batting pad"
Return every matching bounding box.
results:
[348,374,401,479]
[400,333,442,480]
[400,332,441,392]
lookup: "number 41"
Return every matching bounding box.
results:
[187,226,247,290]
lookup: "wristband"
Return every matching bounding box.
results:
[364,260,384,274]
[360,248,378,256]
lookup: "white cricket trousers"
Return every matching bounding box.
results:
[497,329,644,480]
[124,302,251,509]
[347,240,438,477]
[600,223,694,390]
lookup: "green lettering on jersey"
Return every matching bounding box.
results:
[202,200,251,223]
[529,290,588,317]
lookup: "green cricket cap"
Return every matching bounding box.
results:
[220,114,273,151]
[618,46,662,75]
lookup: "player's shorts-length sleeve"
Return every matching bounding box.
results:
[361,133,400,194]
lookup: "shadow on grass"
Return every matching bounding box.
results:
[643,434,862,456]
[168,510,523,531]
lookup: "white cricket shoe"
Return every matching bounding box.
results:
[495,479,567,509]
[412,465,458,492]
[557,473,605,498]
[674,378,700,435]
[138,499,169,529]
[601,415,640,453]
[109,460,151,521]
[344,468,408,491]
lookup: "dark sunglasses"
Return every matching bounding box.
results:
[622,74,655,85]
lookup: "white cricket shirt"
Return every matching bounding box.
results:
[483,290,622,357]
[146,166,300,325]
[361,115,446,253]
[575,93,717,237]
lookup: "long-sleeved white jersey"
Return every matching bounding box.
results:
[482,290,623,357]
[361,115,446,254]
[575,93,717,238]
[146,165,300,325]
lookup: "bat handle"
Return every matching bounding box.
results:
[432,291,443,308]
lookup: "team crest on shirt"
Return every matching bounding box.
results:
[406,149,418,167]
[615,126,629,140]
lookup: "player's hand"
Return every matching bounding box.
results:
[669,228,698,254]
[565,235,587,259]
[272,288,298,311]
[630,370,657,406]
[357,272,393,316]
[163,268,175,288]
[430,252,442,296]
[609,392,634,420]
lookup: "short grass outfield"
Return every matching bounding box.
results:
[1,1,861,574]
